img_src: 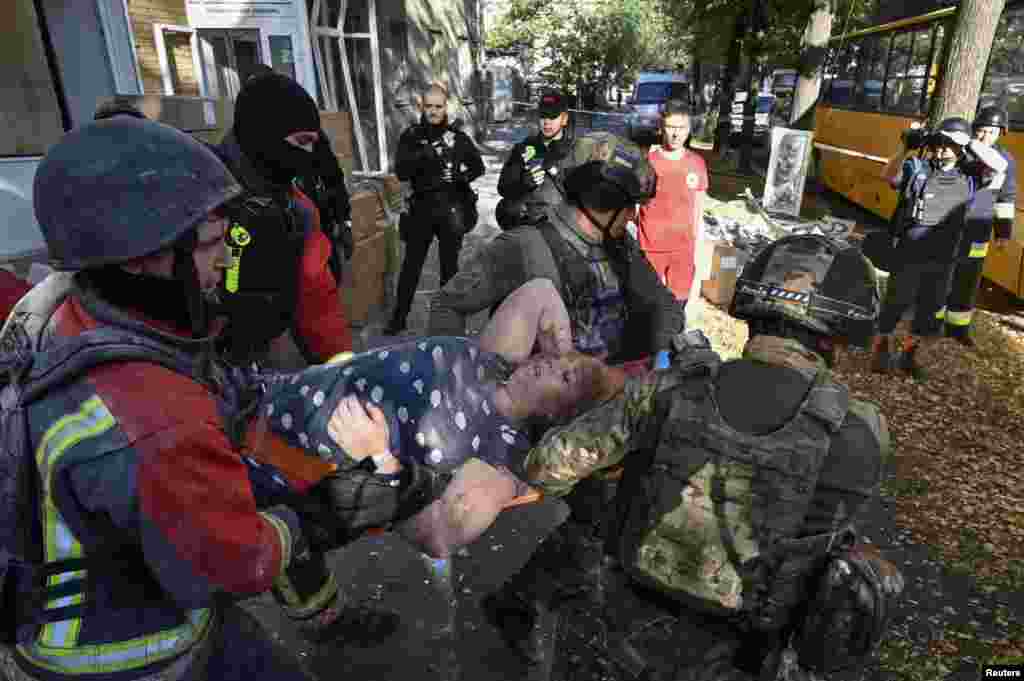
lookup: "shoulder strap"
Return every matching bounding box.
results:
[799,370,850,434]
[16,326,207,407]
[847,398,890,463]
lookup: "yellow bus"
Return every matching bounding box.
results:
[814,2,1024,296]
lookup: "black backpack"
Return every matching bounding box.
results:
[0,325,255,644]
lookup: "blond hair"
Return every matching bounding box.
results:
[549,351,628,422]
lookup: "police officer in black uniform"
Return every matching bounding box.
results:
[385,84,485,335]
[943,106,1017,346]
[498,90,576,224]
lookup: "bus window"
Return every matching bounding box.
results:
[884,31,913,111]
[828,39,863,108]
[856,34,888,110]
[883,26,933,115]
[982,4,1024,127]
[2,0,64,156]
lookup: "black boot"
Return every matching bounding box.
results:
[949,326,976,349]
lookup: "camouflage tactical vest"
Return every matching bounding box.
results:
[536,223,627,358]
[617,357,850,627]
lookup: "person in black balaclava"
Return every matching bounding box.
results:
[385,83,485,335]
[214,72,353,371]
[242,66,353,283]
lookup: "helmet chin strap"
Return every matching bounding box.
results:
[170,231,213,342]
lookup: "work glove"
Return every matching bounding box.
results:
[296,456,452,551]
[522,156,547,189]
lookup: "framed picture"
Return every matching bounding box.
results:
[763,127,814,217]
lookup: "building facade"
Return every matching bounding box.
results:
[2,0,483,267]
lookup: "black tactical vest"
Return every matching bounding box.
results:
[218,192,307,365]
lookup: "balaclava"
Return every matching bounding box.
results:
[234,73,321,185]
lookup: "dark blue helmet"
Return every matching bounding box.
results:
[34,117,242,270]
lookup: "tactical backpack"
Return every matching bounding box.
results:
[0,324,256,645]
[616,356,848,628]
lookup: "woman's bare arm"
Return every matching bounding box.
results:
[477,278,573,362]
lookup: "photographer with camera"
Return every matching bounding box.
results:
[871,118,1007,380]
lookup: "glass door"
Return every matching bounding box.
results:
[199,29,263,100]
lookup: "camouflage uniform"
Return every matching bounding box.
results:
[521,337,889,678]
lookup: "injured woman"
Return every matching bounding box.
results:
[246,278,629,558]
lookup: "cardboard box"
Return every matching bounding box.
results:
[319,111,354,160]
[349,190,384,242]
[345,230,389,325]
[701,243,747,306]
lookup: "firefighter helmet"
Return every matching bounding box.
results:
[34,117,241,270]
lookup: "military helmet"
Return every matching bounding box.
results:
[793,542,904,672]
[729,234,880,337]
[974,106,1008,131]
[34,117,242,270]
[931,116,971,147]
[495,197,545,229]
[564,132,658,208]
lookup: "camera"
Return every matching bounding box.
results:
[901,126,933,150]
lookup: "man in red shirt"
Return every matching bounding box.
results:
[636,99,708,312]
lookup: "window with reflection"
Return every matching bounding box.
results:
[855,34,888,110]
[2,0,64,155]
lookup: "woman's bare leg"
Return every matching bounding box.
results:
[477,278,572,362]
[395,458,525,558]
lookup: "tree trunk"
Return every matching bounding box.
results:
[738,54,759,174]
[927,0,1007,126]
[715,13,746,153]
[790,0,834,128]
[692,58,702,112]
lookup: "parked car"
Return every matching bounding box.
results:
[730,93,783,145]
[626,70,691,143]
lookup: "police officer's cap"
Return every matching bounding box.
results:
[34,117,242,270]
[537,90,568,118]
[729,234,879,337]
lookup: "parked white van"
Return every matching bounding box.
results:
[626,70,691,142]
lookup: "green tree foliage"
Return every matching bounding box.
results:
[657,0,877,68]
[486,0,687,93]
